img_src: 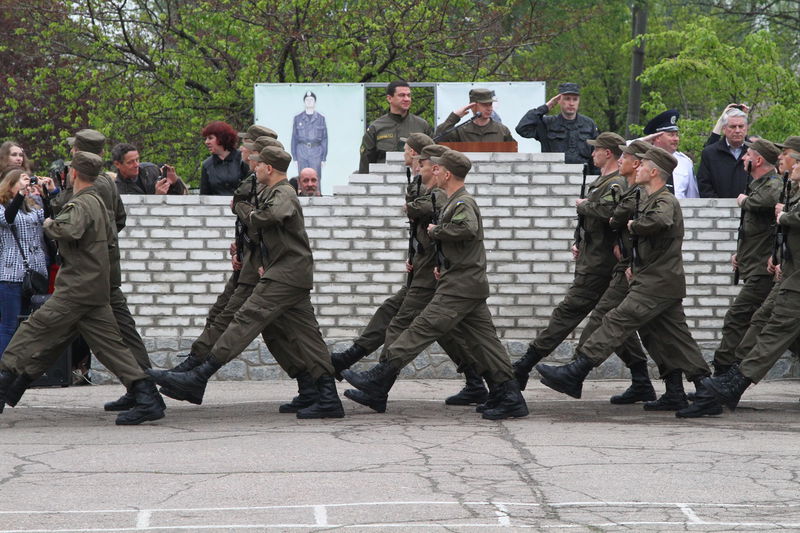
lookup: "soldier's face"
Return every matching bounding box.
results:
[255,161,269,183]
[113,150,140,180]
[420,159,435,188]
[431,163,444,189]
[560,94,580,117]
[618,153,638,178]
[387,87,412,114]
[635,161,653,186]
[474,101,493,117]
[778,150,798,175]
[591,147,610,168]
[403,143,415,167]
[304,96,316,109]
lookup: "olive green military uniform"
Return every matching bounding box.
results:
[529,170,626,355]
[713,172,782,367]
[735,191,800,382]
[433,113,514,143]
[358,113,432,173]
[208,179,333,379]
[576,184,648,365]
[581,185,710,380]
[0,187,146,388]
[384,187,513,384]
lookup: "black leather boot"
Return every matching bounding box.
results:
[145,356,223,405]
[536,354,595,399]
[676,378,724,418]
[610,361,656,404]
[115,379,166,425]
[105,388,167,412]
[481,379,529,420]
[279,372,319,413]
[0,369,17,414]
[702,365,752,411]
[687,362,731,401]
[331,344,368,380]
[343,388,390,413]
[512,345,545,391]
[170,353,204,373]
[296,375,345,419]
[643,370,688,411]
[4,373,33,407]
[341,362,398,399]
[475,379,500,413]
[445,368,488,406]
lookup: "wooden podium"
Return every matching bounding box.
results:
[439,141,518,152]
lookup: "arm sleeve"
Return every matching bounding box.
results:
[433,112,461,141]
[3,193,25,224]
[630,197,675,236]
[358,126,378,174]
[321,115,328,161]
[240,189,297,229]
[697,150,719,198]
[200,163,211,195]
[430,202,479,242]
[44,203,88,241]
[515,104,549,140]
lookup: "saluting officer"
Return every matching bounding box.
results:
[434,88,514,143]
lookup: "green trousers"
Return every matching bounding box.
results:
[714,275,774,367]
[354,287,407,352]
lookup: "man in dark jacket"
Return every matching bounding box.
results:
[697,107,750,198]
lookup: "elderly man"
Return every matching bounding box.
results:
[111,143,187,195]
[297,167,321,196]
[697,105,750,198]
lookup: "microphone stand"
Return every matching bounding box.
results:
[432,112,483,142]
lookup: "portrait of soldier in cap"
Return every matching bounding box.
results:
[291,90,328,186]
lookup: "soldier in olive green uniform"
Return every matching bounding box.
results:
[574,140,656,405]
[0,152,164,425]
[703,152,800,409]
[433,88,514,143]
[358,81,433,174]
[342,150,529,420]
[513,132,627,387]
[710,140,783,374]
[536,147,722,418]
[147,147,344,419]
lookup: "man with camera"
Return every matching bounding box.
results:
[111,143,187,195]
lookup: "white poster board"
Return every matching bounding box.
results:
[254,83,364,196]
[434,82,546,154]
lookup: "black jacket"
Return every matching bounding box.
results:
[697,133,749,198]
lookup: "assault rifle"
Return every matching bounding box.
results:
[430,193,449,271]
[574,163,588,248]
[733,160,753,285]
[406,167,422,287]
[772,171,791,267]
[631,188,641,273]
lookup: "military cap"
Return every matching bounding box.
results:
[469,88,497,103]
[636,146,678,176]
[587,132,626,155]
[430,149,471,178]
[643,109,680,135]
[416,144,449,161]
[303,91,316,101]
[620,139,653,157]
[67,129,106,155]
[249,146,292,172]
[775,136,800,153]
[238,124,278,140]
[68,151,104,178]
[745,139,781,166]
[244,135,285,153]
[558,82,580,95]
[403,132,434,154]
[789,152,800,161]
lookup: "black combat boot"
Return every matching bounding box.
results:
[0,369,17,414]
[170,353,204,373]
[296,375,345,419]
[687,362,731,401]
[512,345,546,391]
[675,378,724,418]
[481,379,529,420]
[104,388,167,412]
[145,355,223,405]
[610,361,657,404]
[643,370,688,411]
[331,344,368,380]
[115,379,166,425]
[702,365,752,411]
[475,380,501,413]
[279,372,319,413]
[343,388,391,413]
[341,362,398,399]
[445,368,488,406]
[4,373,33,408]
[536,354,595,399]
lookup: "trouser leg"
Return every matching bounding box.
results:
[353,287,407,353]
[734,282,779,362]
[191,282,255,357]
[637,301,709,382]
[110,287,151,370]
[714,275,774,367]
[739,287,800,383]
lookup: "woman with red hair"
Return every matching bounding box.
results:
[199,121,249,195]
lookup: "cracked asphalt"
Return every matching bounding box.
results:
[1,379,800,532]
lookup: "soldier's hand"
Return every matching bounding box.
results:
[155,178,170,195]
[427,223,437,235]
[405,260,413,273]
[777,211,785,224]
[613,244,622,261]
[571,244,579,260]
[767,255,777,274]
[455,102,476,117]
[731,254,738,269]
[433,266,441,280]
[776,203,785,219]
[775,263,783,281]
[231,255,242,271]
[258,266,265,277]
[229,242,237,256]
[737,194,748,207]
[627,220,634,232]
[625,267,633,281]
[575,198,588,207]
[546,94,562,109]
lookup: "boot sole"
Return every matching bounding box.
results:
[341,370,389,398]
[643,402,688,411]
[344,389,387,413]
[538,375,582,399]
[481,406,529,420]
[296,409,345,419]
[445,392,489,406]
[609,391,657,405]
[675,404,724,418]
[158,386,203,405]
[278,401,318,414]
[115,409,166,425]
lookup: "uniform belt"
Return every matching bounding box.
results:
[303,142,321,147]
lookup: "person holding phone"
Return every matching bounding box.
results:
[111,143,187,195]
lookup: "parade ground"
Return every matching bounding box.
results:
[2,379,799,532]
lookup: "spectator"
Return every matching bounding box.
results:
[0,141,31,176]
[516,82,599,172]
[0,168,53,355]
[640,109,699,199]
[358,80,433,174]
[200,121,249,195]
[111,143,187,195]
[697,106,750,198]
[434,88,514,143]
[297,167,321,197]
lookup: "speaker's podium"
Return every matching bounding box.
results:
[16,294,74,388]
[438,141,518,153]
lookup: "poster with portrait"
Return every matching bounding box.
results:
[254,83,365,196]
[434,82,546,154]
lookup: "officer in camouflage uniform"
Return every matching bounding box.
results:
[513,133,627,388]
[342,149,529,420]
[433,88,514,143]
[516,82,599,173]
[535,147,722,418]
[358,80,433,174]
[147,147,344,419]
[0,152,164,425]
